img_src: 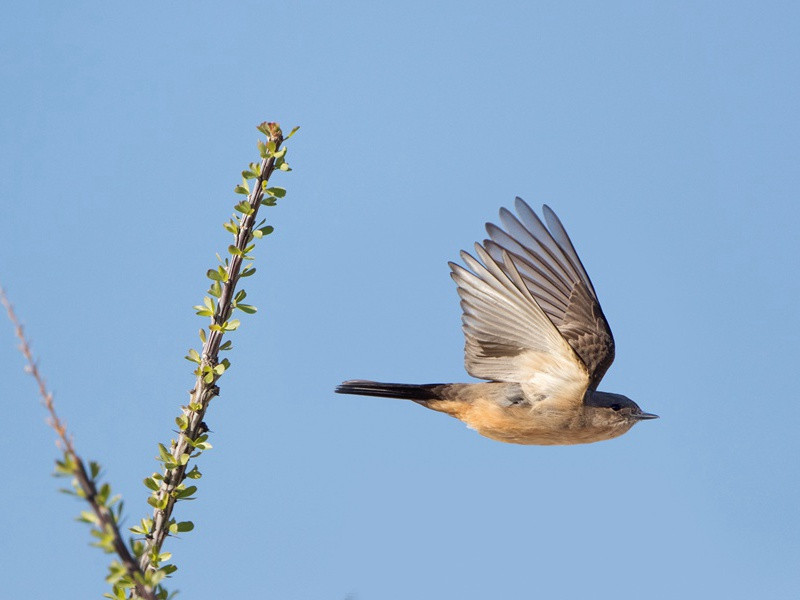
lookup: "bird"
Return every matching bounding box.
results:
[336,198,657,445]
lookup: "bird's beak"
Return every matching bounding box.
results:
[633,412,659,420]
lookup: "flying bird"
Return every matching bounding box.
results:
[336,198,657,445]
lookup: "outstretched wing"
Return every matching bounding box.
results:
[449,244,590,402]
[481,198,615,389]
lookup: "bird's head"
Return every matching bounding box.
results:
[583,391,658,439]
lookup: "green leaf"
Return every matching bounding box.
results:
[198,328,207,343]
[208,281,222,298]
[147,495,168,510]
[219,340,232,351]
[265,186,286,198]
[175,415,189,431]
[240,266,256,277]
[90,461,101,479]
[223,220,239,234]
[157,443,173,463]
[185,349,200,364]
[253,225,274,239]
[224,319,241,331]
[78,510,99,524]
[278,161,291,171]
[234,200,253,214]
[185,466,202,479]
[236,304,257,314]
[228,245,243,256]
[173,486,197,500]
[234,177,250,195]
[285,125,300,140]
[176,521,194,533]
[207,269,223,282]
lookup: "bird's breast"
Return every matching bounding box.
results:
[433,393,616,446]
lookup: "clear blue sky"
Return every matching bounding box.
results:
[2,2,799,599]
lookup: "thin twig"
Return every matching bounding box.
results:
[0,285,156,600]
[139,126,285,573]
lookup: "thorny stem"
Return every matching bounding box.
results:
[0,286,156,600]
[138,126,285,574]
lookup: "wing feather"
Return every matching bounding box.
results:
[478,199,616,387]
[449,243,589,397]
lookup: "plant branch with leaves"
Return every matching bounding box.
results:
[133,121,298,593]
[3,121,298,600]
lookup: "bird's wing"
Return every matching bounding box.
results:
[481,198,615,388]
[449,244,590,400]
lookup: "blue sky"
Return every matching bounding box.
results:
[2,2,799,599]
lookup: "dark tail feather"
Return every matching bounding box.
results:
[335,380,444,402]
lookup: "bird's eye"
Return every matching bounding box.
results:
[610,403,622,411]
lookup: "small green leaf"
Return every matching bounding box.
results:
[185,349,201,364]
[185,466,202,479]
[78,510,99,524]
[173,486,197,500]
[234,178,250,195]
[219,340,232,351]
[207,269,223,282]
[265,187,286,198]
[143,477,159,491]
[176,521,194,532]
[198,328,207,343]
[157,443,173,463]
[237,304,257,314]
[285,125,300,140]
[228,245,243,256]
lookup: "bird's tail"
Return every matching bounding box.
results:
[335,379,445,402]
